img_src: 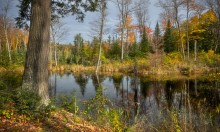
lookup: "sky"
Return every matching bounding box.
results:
[0,0,161,43]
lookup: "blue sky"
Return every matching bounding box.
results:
[0,0,161,43]
[61,0,161,43]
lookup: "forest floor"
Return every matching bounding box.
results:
[0,110,111,132]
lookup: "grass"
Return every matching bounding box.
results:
[131,108,220,132]
[47,51,220,76]
[1,51,220,76]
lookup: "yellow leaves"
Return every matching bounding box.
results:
[190,29,205,40]
[0,16,29,49]
[1,109,14,119]
[208,50,214,57]
[189,10,217,30]
[125,15,132,28]
[117,15,136,43]
[128,31,136,43]
[201,10,217,23]
[216,105,220,113]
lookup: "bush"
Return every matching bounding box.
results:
[163,52,182,65]
[13,89,41,116]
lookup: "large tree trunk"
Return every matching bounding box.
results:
[22,0,51,106]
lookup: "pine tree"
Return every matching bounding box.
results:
[129,42,141,58]
[110,41,121,60]
[139,26,150,56]
[154,22,161,37]
[163,20,177,53]
[153,22,161,53]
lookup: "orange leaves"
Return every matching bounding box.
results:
[0,16,28,50]
[128,32,135,43]
[125,15,133,28]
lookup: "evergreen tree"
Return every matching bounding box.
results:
[110,41,121,60]
[139,27,150,56]
[153,22,162,53]
[73,34,84,64]
[163,20,177,53]
[128,42,141,58]
[154,22,161,37]
[92,37,100,63]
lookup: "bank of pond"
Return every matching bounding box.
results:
[0,72,220,131]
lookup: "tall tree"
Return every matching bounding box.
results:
[205,0,220,53]
[95,0,107,73]
[183,0,200,61]
[1,0,12,62]
[159,0,186,60]
[153,22,162,66]
[163,20,177,53]
[154,22,161,53]
[17,0,99,106]
[114,0,136,62]
[51,18,68,66]
[73,33,84,65]
[185,0,190,61]
[134,0,150,38]
[139,26,150,56]
[22,0,51,105]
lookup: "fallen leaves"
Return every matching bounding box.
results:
[0,110,112,132]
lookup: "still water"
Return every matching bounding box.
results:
[49,73,220,127]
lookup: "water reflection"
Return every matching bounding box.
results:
[74,73,88,96]
[49,73,220,125]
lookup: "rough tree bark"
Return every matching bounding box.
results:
[22,0,51,106]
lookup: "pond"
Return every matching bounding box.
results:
[49,73,220,130]
[1,72,219,130]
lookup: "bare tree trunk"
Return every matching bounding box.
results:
[176,19,185,61]
[121,24,124,62]
[96,0,106,73]
[4,27,12,62]
[214,21,220,53]
[155,38,158,67]
[194,40,197,61]
[2,0,12,62]
[22,0,51,106]
[186,0,190,61]
[0,39,1,52]
[54,42,58,66]
[16,37,19,51]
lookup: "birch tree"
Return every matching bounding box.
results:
[158,0,186,60]
[1,0,12,62]
[51,18,68,66]
[114,0,136,62]
[95,0,107,73]
[135,0,150,38]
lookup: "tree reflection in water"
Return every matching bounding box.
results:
[49,73,220,128]
[74,73,88,96]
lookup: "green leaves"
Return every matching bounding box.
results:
[140,27,151,56]
[16,0,99,28]
[163,20,177,53]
